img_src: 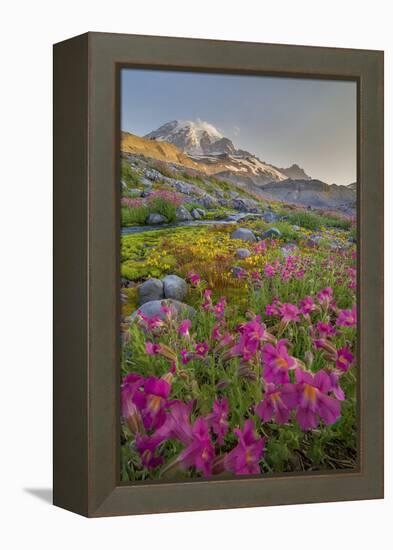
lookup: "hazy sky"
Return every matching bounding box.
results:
[121,69,356,186]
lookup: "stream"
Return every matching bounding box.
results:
[121,212,263,235]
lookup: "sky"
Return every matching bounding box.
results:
[121,69,357,186]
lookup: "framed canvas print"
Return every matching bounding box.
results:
[53,32,384,517]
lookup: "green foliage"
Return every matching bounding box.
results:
[121,205,148,225]
[148,197,177,222]
[121,159,141,186]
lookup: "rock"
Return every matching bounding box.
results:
[139,177,154,188]
[138,278,164,305]
[130,299,196,321]
[262,211,280,223]
[214,188,225,199]
[175,205,193,221]
[229,191,240,199]
[146,213,168,224]
[191,208,205,219]
[230,228,257,243]
[144,168,163,181]
[236,248,251,259]
[162,274,188,301]
[292,225,301,231]
[261,227,282,239]
[191,209,202,220]
[232,198,260,212]
[173,181,193,195]
[200,194,218,209]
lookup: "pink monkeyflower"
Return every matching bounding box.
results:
[262,339,298,384]
[328,371,345,401]
[316,287,334,307]
[188,271,201,286]
[145,342,161,355]
[295,269,305,280]
[280,303,300,323]
[336,347,354,372]
[224,420,265,475]
[212,323,222,340]
[254,241,267,254]
[214,297,227,319]
[120,373,145,433]
[154,400,194,446]
[178,319,192,337]
[264,264,276,277]
[180,348,192,365]
[251,271,262,282]
[143,376,172,430]
[255,383,298,424]
[137,311,164,331]
[195,341,209,357]
[135,434,164,470]
[160,303,173,319]
[206,398,229,445]
[178,417,215,477]
[228,317,272,361]
[294,369,341,431]
[202,289,213,311]
[315,321,336,338]
[265,303,279,317]
[336,304,357,327]
[299,296,317,315]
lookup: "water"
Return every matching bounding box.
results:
[120,212,262,235]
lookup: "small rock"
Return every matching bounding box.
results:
[229,191,240,199]
[236,248,251,259]
[262,211,280,223]
[261,227,282,239]
[163,274,188,301]
[175,205,193,221]
[138,278,164,305]
[146,213,168,224]
[191,208,205,219]
[200,194,218,209]
[191,209,201,220]
[130,299,196,321]
[230,228,257,243]
[292,225,301,231]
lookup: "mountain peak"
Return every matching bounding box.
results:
[144,119,231,155]
[279,163,311,180]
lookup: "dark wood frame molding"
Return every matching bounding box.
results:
[53,32,384,517]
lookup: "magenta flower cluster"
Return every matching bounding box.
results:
[121,281,355,478]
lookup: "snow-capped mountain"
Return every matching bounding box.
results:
[144,119,312,184]
[144,120,233,155]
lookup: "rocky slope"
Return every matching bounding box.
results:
[122,121,355,212]
[259,179,356,212]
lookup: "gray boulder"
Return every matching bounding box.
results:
[230,228,257,243]
[138,278,164,305]
[146,213,168,224]
[200,194,218,209]
[261,227,282,239]
[176,205,193,221]
[236,248,251,259]
[232,198,260,212]
[262,211,280,223]
[131,299,196,321]
[128,188,143,197]
[191,209,202,220]
[163,274,188,301]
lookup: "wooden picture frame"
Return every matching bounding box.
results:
[53,32,384,517]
